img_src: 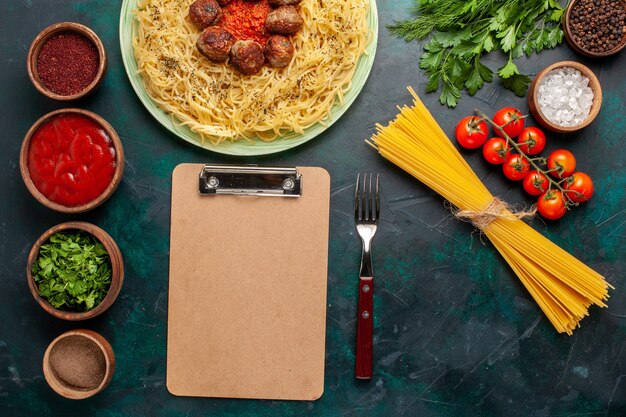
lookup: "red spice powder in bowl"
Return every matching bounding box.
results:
[20,109,124,213]
[27,22,107,101]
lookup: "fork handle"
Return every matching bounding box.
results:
[356,276,373,379]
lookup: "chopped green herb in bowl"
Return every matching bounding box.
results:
[32,230,112,312]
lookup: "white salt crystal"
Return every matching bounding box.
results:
[537,67,594,127]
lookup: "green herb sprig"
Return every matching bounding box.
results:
[388,0,567,107]
[32,231,112,311]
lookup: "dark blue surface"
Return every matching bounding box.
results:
[1,1,625,416]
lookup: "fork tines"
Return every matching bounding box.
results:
[354,173,380,222]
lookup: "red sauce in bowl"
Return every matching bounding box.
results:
[219,0,272,45]
[27,114,116,207]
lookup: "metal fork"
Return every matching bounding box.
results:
[354,173,380,379]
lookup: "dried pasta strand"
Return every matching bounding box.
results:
[368,87,612,335]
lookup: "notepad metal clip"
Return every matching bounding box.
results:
[199,165,302,197]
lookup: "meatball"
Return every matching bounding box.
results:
[230,40,265,75]
[269,0,302,6]
[266,6,304,35]
[188,0,222,30]
[265,35,294,67]
[197,26,236,62]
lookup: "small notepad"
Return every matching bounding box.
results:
[167,164,330,401]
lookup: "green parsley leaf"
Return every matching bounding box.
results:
[549,8,566,22]
[476,59,494,83]
[426,72,440,93]
[500,73,532,96]
[482,33,495,52]
[450,56,471,80]
[546,25,564,48]
[419,48,445,71]
[465,66,484,96]
[498,26,517,52]
[497,59,520,78]
[434,30,469,48]
[440,79,461,107]
[511,42,525,59]
[456,39,483,57]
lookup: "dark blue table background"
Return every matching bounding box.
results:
[1,1,625,416]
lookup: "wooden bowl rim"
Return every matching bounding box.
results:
[19,108,125,213]
[529,60,602,133]
[563,0,626,58]
[27,221,124,321]
[43,329,115,399]
[27,22,108,101]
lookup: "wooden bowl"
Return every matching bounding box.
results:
[43,329,115,399]
[563,0,626,58]
[20,108,124,213]
[27,222,124,321]
[27,22,107,100]
[528,61,602,134]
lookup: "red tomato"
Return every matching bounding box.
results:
[537,190,567,220]
[565,172,594,203]
[482,137,509,164]
[493,107,525,138]
[517,127,546,155]
[502,153,530,181]
[455,116,488,149]
[547,149,576,178]
[523,170,549,196]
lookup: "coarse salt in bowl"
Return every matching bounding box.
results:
[537,67,594,127]
[528,61,602,134]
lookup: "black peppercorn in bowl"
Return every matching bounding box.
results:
[564,0,626,58]
[27,22,107,100]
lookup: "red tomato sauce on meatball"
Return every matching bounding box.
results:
[218,0,272,46]
[27,114,116,207]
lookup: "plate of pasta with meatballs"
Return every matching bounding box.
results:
[120,0,377,155]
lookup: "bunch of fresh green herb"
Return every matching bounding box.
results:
[33,231,112,311]
[388,0,567,107]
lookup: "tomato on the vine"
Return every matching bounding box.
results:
[517,127,546,155]
[565,172,594,203]
[455,116,488,149]
[493,107,525,138]
[547,149,576,178]
[537,190,567,220]
[482,137,509,164]
[523,170,549,196]
[502,153,530,181]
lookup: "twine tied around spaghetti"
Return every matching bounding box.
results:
[452,198,536,229]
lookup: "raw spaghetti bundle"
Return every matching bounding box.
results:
[368,87,612,335]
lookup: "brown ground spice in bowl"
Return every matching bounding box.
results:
[48,335,106,390]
